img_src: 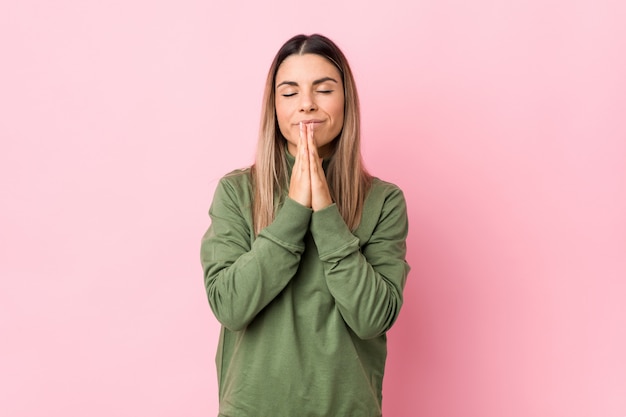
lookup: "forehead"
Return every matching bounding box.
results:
[276,54,342,84]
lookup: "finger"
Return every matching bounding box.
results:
[292,123,301,169]
[300,122,310,172]
[293,122,303,175]
[289,123,312,207]
[307,122,318,158]
[307,124,323,177]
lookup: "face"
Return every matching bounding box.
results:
[275,53,345,158]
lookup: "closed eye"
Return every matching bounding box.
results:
[282,92,297,97]
[317,90,333,94]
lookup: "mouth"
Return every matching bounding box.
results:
[297,119,325,126]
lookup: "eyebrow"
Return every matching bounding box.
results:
[276,76,339,89]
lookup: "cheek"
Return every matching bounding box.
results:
[276,112,294,142]
[275,105,292,138]
[331,98,345,130]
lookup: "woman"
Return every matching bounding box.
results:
[201,34,410,417]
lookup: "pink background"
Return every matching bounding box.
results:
[1,0,625,416]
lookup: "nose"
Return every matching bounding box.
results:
[299,90,317,112]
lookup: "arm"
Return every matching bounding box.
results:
[200,175,312,331]
[310,185,410,339]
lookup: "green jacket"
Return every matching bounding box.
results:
[201,154,410,417]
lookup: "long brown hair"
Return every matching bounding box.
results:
[252,34,372,235]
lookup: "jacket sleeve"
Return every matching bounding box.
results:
[310,185,410,339]
[200,175,312,331]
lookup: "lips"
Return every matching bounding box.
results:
[298,119,324,125]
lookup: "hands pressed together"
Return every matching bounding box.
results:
[288,122,333,211]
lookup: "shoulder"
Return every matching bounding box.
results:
[211,167,254,208]
[217,167,253,193]
[368,177,406,205]
[220,167,252,185]
[366,177,408,224]
[355,177,408,243]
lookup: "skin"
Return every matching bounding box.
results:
[274,53,345,211]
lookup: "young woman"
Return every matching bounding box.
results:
[201,34,410,417]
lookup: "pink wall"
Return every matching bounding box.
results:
[1,1,625,416]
